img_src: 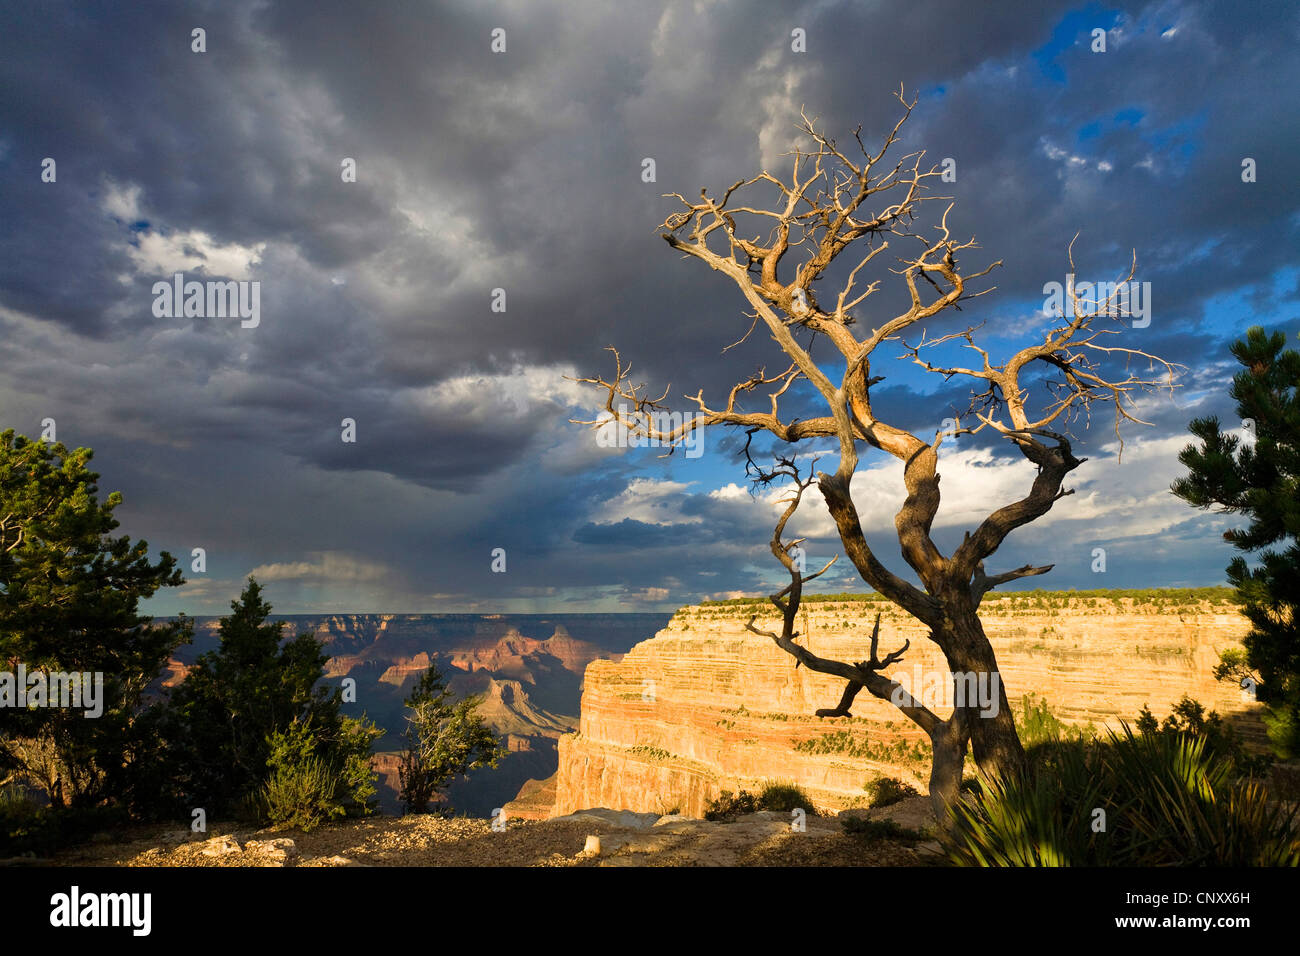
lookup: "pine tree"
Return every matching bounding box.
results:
[398,662,504,814]
[169,578,378,818]
[0,429,190,811]
[1171,326,1300,755]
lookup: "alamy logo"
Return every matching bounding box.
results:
[1041,273,1150,328]
[598,403,706,458]
[152,271,260,328]
[0,665,103,717]
[889,666,1001,717]
[50,886,151,936]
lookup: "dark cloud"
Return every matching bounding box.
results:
[0,0,1294,612]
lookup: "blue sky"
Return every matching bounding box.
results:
[0,0,1296,614]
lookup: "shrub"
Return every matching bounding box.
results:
[757,780,816,815]
[865,776,919,807]
[1,786,129,858]
[841,816,924,843]
[1137,695,1272,778]
[942,726,1300,866]
[262,755,341,833]
[795,731,931,767]
[260,716,378,831]
[0,782,47,856]
[704,789,759,821]
[1015,693,1093,747]
[705,782,819,820]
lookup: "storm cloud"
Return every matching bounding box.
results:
[1,0,1296,613]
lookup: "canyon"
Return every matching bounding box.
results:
[513,591,1264,819]
[159,594,1265,822]
[162,613,668,815]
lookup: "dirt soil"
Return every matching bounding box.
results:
[46,799,940,868]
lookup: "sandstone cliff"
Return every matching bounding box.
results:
[550,593,1262,818]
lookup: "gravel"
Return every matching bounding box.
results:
[49,811,934,868]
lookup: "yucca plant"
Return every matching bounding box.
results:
[944,738,1115,866]
[943,725,1300,866]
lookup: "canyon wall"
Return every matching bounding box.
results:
[549,595,1262,818]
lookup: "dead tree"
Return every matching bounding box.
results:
[573,87,1181,812]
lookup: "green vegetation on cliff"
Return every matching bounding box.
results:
[698,587,1239,609]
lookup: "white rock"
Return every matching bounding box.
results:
[198,835,243,857]
[244,838,299,866]
[256,837,298,853]
[550,808,661,829]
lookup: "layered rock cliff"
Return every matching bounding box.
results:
[549,593,1262,818]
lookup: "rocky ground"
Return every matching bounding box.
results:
[43,796,941,868]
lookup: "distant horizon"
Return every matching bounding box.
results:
[157,609,677,619]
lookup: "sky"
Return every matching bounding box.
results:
[1,0,1297,615]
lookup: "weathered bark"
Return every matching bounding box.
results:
[927,710,970,817]
[937,606,1026,782]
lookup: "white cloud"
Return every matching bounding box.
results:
[1040,138,1114,175]
[249,551,391,583]
[402,363,589,420]
[127,229,266,280]
[756,63,807,171]
[698,427,1212,554]
[708,482,750,501]
[623,586,671,604]
[102,181,142,221]
[593,477,701,526]
[101,179,266,280]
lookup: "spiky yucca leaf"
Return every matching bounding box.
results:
[942,724,1299,866]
